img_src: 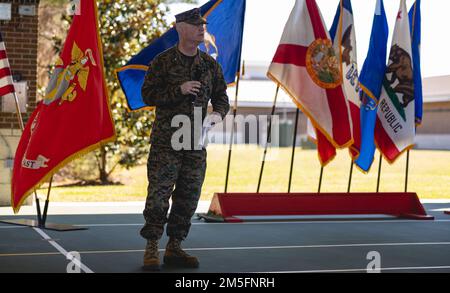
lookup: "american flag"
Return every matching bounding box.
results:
[0,31,16,97]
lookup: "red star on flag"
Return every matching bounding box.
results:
[397,10,402,19]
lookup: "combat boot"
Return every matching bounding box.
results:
[164,238,199,268]
[142,240,160,271]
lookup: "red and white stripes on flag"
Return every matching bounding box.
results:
[0,32,15,97]
[267,0,353,166]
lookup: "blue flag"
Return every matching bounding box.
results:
[329,0,353,41]
[409,0,422,125]
[116,0,246,111]
[355,0,388,172]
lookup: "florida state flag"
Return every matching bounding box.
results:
[11,0,115,213]
[267,0,353,166]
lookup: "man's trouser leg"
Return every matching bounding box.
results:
[140,146,181,240]
[167,149,207,240]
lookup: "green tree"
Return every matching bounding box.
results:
[50,0,196,184]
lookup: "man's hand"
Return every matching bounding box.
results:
[180,81,202,95]
[203,111,222,128]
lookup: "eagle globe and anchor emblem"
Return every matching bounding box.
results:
[306,38,342,89]
[44,41,97,106]
[22,42,97,170]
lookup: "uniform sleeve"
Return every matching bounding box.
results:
[141,57,186,107]
[210,63,230,119]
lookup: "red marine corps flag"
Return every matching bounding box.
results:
[267,0,353,166]
[11,0,116,213]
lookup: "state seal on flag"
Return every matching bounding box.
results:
[306,39,342,89]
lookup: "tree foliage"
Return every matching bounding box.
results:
[48,0,197,184]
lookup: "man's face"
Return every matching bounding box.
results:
[182,23,206,44]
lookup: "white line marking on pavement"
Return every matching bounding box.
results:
[33,227,94,273]
[1,219,449,230]
[0,252,60,257]
[2,242,450,258]
[254,265,450,273]
[182,242,450,251]
[189,219,450,225]
[431,208,450,212]
[31,241,450,255]
[72,219,450,227]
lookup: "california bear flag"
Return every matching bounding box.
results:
[375,0,415,163]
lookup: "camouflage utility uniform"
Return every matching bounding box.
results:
[140,45,229,240]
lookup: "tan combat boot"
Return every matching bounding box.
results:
[142,240,160,271]
[164,238,199,268]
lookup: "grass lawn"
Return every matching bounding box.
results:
[46,145,450,201]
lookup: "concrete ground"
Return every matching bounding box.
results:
[0,200,449,273]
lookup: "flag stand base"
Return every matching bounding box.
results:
[197,192,434,223]
[3,176,87,231]
[0,218,87,231]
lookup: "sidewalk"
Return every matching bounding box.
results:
[1,199,449,216]
[0,200,212,216]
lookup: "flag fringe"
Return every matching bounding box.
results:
[11,135,116,214]
[204,0,223,18]
[12,0,117,214]
[359,82,379,104]
[267,72,354,150]
[94,0,116,138]
[114,66,240,113]
[114,66,156,113]
[354,162,370,175]
[317,151,336,167]
[374,141,415,165]
[349,146,360,161]
[306,133,335,167]
[353,140,415,175]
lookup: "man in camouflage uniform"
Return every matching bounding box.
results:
[140,8,229,271]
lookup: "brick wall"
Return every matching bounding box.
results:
[0,0,39,206]
[0,0,40,129]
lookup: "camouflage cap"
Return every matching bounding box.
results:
[175,8,207,25]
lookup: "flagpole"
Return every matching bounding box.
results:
[404,150,410,192]
[376,153,382,192]
[12,93,25,130]
[12,92,43,225]
[0,85,85,232]
[347,160,354,192]
[318,166,324,193]
[405,1,417,194]
[42,176,53,226]
[257,85,279,193]
[287,108,300,193]
[10,94,79,230]
[224,63,243,193]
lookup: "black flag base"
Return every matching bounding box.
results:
[196,212,226,223]
[2,177,87,231]
[0,218,87,231]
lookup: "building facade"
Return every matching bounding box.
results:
[209,62,450,150]
[0,0,39,206]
